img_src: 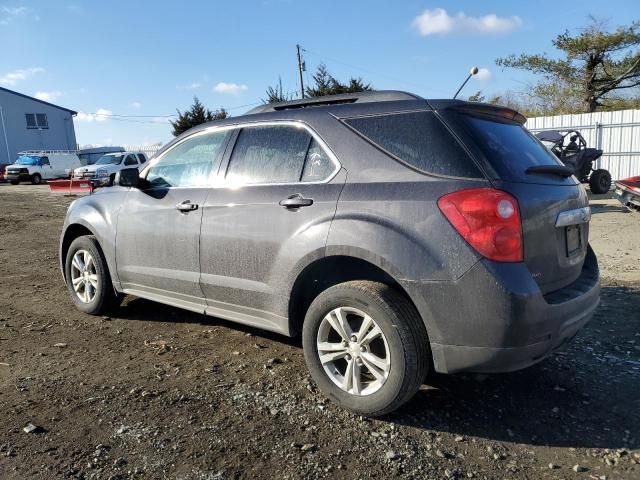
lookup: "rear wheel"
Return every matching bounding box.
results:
[589,169,611,194]
[64,235,121,315]
[302,280,429,416]
[31,173,42,185]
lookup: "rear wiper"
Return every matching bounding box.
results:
[525,165,574,178]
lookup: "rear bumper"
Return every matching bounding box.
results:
[404,246,600,374]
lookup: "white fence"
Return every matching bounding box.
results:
[526,109,640,180]
[123,145,163,158]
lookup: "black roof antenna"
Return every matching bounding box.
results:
[453,66,479,99]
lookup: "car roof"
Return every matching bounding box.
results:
[186,91,525,134]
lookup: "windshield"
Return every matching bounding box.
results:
[95,154,124,165]
[16,155,40,166]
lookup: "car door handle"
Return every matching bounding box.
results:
[176,200,199,212]
[279,194,314,209]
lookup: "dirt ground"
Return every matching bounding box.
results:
[0,184,638,480]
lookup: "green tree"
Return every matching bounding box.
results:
[496,19,640,112]
[305,63,373,97]
[170,97,228,136]
[263,77,292,104]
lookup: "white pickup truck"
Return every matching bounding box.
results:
[73,151,148,185]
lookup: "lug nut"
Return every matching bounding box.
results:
[345,354,352,361]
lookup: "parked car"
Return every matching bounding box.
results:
[6,151,81,184]
[77,146,125,166]
[613,176,640,211]
[60,91,600,416]
[73,151,148,185]
[0,163,9,182]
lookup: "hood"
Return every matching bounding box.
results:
[75,164,119,174]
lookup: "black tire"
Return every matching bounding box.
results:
[64,235,121,315]
[10,180,18,185]
[31,173,42,185]
[302,280,430,417]
[589,169,611,194]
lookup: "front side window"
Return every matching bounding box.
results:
[146,130,227,187]
[40,157,50,166]
[225,125,335,185]
[344,111,481,178]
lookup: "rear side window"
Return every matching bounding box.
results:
[124,155,137,166]
[137,154,147,164]
[452,113,567,183]
[344,111,481,178]
[226,125,311,184]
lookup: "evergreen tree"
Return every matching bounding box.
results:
[497,18,640,112]
[170,97,228,136]
[305,64,373,97]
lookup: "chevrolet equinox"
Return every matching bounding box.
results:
[60,91,600,416]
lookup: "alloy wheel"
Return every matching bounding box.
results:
[70,249,98,303]
[316,306,391,396]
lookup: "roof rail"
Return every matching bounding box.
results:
[18,150,78,155]
[246,90,422,115]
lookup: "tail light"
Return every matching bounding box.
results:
[438,188,523,262]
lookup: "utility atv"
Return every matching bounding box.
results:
[535,130,610,194]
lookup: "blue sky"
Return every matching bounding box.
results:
[1,0,637,146]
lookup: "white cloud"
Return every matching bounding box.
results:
[0,67,45,86]
[213,82,248,95]
[412,8,522,36]
[130,101,142,109]
[475,68,492,81]
[0,6,38,25]
[76,108,113,122]
[34,91,63,102]
[177,82,202,90]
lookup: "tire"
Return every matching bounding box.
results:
[10,180,18,185]
[64,235,121,315]
[302,280,429,417]
[31,173,42,185]
[589,169,611,194]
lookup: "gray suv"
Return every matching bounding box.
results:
[60,91,600,416]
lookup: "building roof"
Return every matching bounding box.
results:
[0,86,77,115]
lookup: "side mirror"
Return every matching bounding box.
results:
[115,168,140,187]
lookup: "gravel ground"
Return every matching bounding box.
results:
[0,184,639,479]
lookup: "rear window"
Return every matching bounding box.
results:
[453,113,567,183]
[344,111,481,178]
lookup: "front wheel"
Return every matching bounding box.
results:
[64,235,121,315]
[589,169,611,194]
[10,180,18,185]
[302,281,430,417]
[31,173,42,185]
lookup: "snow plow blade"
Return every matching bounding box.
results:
[48,179,94,195]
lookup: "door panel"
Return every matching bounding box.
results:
[199,170,346,330]
[115,128,230,311]
[116,187,210,311]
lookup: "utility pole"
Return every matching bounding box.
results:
[296,44,305,99]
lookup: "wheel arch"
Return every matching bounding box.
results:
[287,254,426,340]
